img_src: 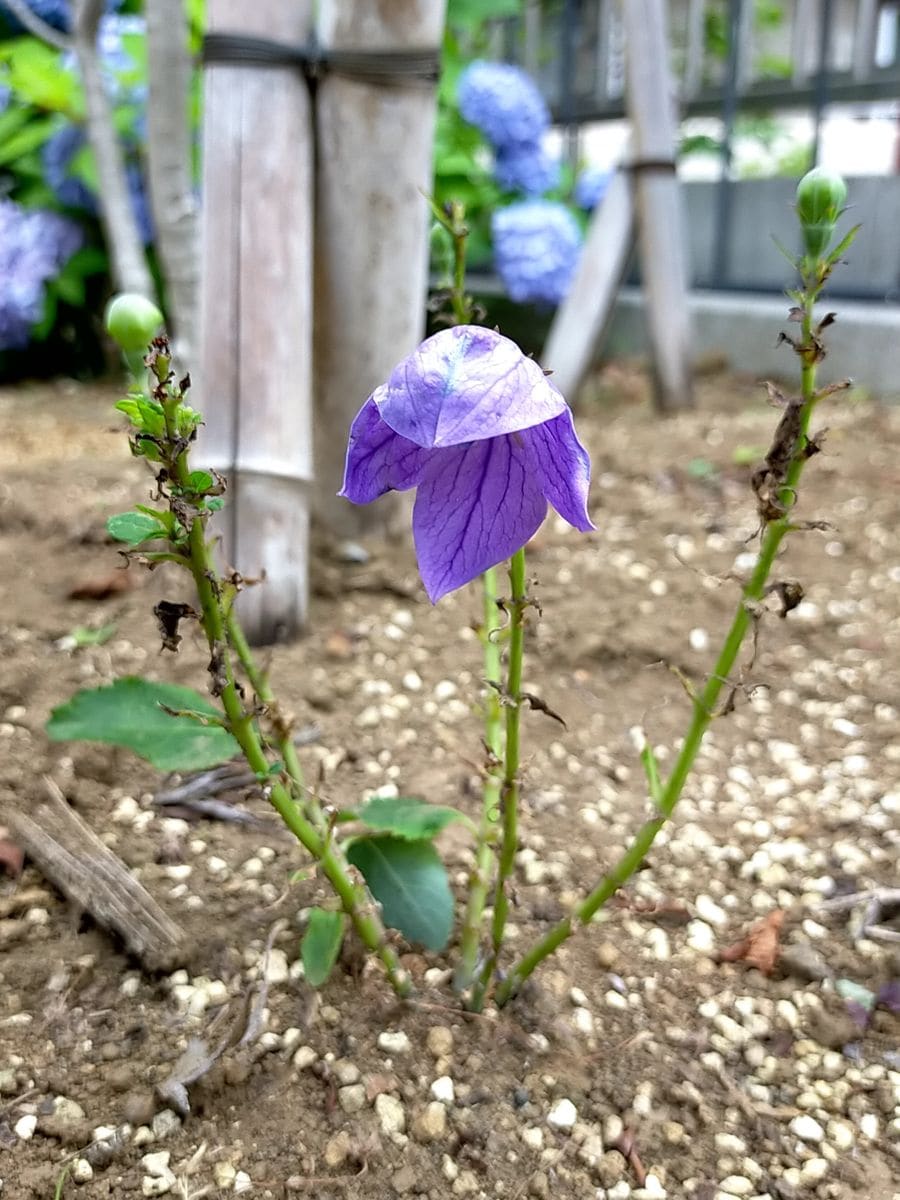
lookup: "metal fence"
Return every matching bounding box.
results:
[486,0,900,297]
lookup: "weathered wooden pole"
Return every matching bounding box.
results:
[314,0,447,538]
[197,0,314,644]
[622,0,694,412]
[542,165,635,398]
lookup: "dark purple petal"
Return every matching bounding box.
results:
[521,407,595,532]
[412,435,547,602]
[340,392,434,504]
[379,326,566,449]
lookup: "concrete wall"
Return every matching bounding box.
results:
[610,176,900,397]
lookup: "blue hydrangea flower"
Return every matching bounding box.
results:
[0,0,123,35]
[494,141,560,196]
[491,201,582,306]
[0,0,71,33]
[574,165,613,211]
[42,124,153,243]
[42,126,96,211]
[340,326,594,602]
[0,198,83,350]
[457,61,550,151]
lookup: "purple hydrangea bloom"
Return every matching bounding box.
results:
[574,164,613,211]
[42,125,96,211]
[340,326,594,602]
[42,124,153,243]
[492,200,582,306]
[0,0,70,33]
[494,141,560,196]
[0,198,83,350]
[457,61,550,151]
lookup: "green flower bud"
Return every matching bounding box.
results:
[105,293,164,352]
[795,168,847,258]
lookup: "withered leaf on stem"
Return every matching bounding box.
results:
[153,600,198,652]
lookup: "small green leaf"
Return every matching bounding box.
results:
[346,836,453,951]
[46,677,239,771]
[68,624,117,648]
[356,795,472,841]
[300,908,346,987]
[205,497,225,512]
[106,511,166,546]
[186,470,214,492]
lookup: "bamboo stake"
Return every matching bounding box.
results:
[622,0,694,412]
[313,0,447,538]
[197,0,314,644]
[542,164,635,398]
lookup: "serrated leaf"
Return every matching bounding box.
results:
[106,511,166,546]
[346,835,453,951]
[356,795,471,841]
[300,908,345,987]
[46,677,239,771]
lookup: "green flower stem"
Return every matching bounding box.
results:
[494,292,821,1008]
[470,547,528,1009]
[222,608,319,821]
[454,566,504,991]
[157,391,410,999]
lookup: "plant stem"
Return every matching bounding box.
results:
[454,566,504,991]
[158,389,410,999]
[495,291,821,1007]
[223,607,315,812]
[470,548,528,1009]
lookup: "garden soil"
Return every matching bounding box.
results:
[0,366,897,1200]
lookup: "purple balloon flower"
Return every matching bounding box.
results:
[340,326,594,603]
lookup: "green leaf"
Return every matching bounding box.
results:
[205,497,225,512]
[356,795,472,841]
[106,511,166,546]
[186,470,214,492]
[46,677,239,771]
[68,624,117,648]
[346,836,453,951]
[300,908,345,987]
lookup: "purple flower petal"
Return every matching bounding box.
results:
[876,979,900,1014]
[521,407,595,532]
[340,392,434,504]
[412,435,547,602]
[379,326,566,450]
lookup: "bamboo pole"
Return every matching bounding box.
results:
[622,0,694,412]
[197,0,314,644]
[542,165,635,398]
[313,0,447,538]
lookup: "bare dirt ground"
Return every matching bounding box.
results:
[0,366,898,1200]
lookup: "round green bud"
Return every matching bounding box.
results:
[105,293,164,352]
[796,167,847,229]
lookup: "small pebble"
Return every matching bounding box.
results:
[430,1075,455,1104]
[375,1093,406,1136]
[14,1114,36,1140]
[71,1158,93,1183]
[377,1030,412,1056]
[338,1085,366,1114]
[547,1098,577,1130]
[412,1101,446,1142]
[426,1026,453,1058]
[789,1114,824,1143]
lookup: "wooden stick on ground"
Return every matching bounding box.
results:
[0,778,189,972]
